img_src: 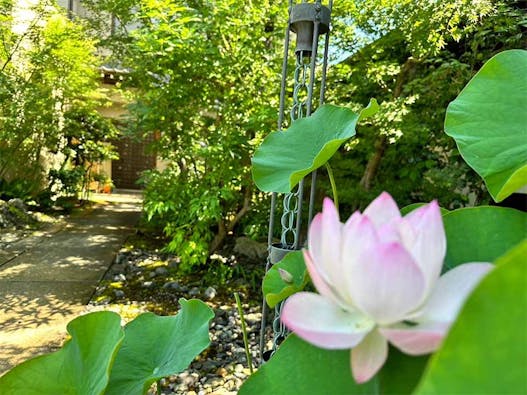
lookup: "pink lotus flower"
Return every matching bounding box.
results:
[281,192,493,384]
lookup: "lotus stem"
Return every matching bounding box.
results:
[325,162,339,212]
[234,292,254,374]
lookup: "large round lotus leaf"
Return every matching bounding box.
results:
[239,334,428,395]
[252,100,378,193]
[445,49,527,202]
[415,240,527,394]
[0,311,124,395]
[442,206,526,270]
[238,334,376,395]
[105,298,214,395]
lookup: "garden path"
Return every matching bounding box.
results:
[0,191,142,374]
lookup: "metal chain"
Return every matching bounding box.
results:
[279,186,301,247]
[279,49,311,250]
[271,300,287,350]
[271,48,314,353]
[263,0,332,361]
[290,51,310,122]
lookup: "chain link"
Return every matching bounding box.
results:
[290,51,310,122]
[270,50,314,354]
[271,300,287,350]
[279,186,301,247]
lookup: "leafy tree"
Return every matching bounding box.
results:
[82,0,525,269]
[94,0,285,268]
[323,0,526,211]
[0,0,117,201]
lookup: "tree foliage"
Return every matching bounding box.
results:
[323,0,526,212]
[95,0,285,268]
[0,0,118,201]
[84,0,525,268]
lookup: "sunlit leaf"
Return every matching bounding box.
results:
[445,49,527,202]
[252,100,379,193]
[0,312,124,395]
[105,299,214,395]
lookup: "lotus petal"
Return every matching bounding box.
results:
[303,250,348,309]
[282,292,374,349]
[416,262,494,322]
[308,198,342,284]
[363,192,401,228]
[351,330,388,384]
[349,242,426,325]
[341,214,379,304]
[403,201,446,296]
[379,321,449,355]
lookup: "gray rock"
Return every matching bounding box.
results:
[233,237,267,261]
[163,281,182,291]
[154,266,169,276]
[189,287,200,296]
[114,290,125,298]
[115,253,128,265]
[181,372,199,387]
[204,377,224,387]
[244,312,261,324]
[201,360,218,372]
[8,198,26,211]
[113,274,126,282]
[142,281,154,288]
[203,286,217,300]
[0,213,8,227]
[167,257,180,269]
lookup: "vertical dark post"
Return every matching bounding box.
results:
[259,0,332,363]
[67,0,74,20]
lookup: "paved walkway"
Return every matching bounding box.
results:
[0,191,142,374]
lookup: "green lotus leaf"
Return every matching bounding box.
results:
[445,49,527,202]
[0,311,124,395]
[442,206,526,269]
[262,250,309,308]
[252,100,379,193]
[239,334,428,394]
[238,334,376,394]
[415,240,527,394]
[105,299,214,395]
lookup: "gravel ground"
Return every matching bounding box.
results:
[88,248,273,394]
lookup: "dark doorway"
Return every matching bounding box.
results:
[112,136,156,189]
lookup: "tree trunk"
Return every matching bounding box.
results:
[359,58,418,190]
[208,190,251,254]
